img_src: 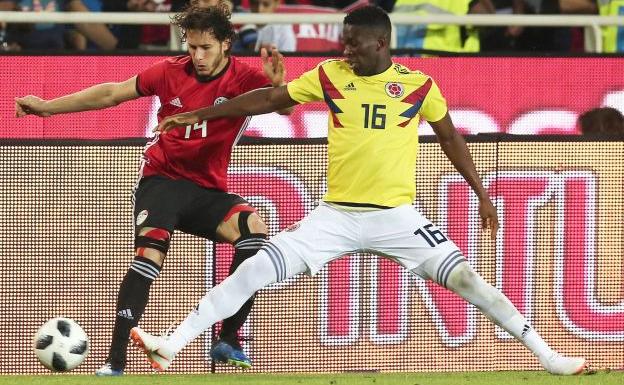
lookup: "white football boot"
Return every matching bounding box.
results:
[540,352,590,375]
[129,327,175,371]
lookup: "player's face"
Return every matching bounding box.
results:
[186,29,231,77]
[342,24,382,76]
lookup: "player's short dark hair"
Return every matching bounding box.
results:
[578,107,624,134]
[343,5,391,38]
[171,4,236,44]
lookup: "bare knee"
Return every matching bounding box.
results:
[136,227,170,266]
[216,210,267,243]
[246,213,268,234]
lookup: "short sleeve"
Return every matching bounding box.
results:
[136,59,167,97]
[286,65,324,104]
[419,78,448,123]
[238,66,272,94]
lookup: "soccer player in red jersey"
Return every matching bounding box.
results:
[15,5,291,376]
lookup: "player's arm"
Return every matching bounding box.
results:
[15,76,141,118]
[157,86,297,133]
[429,113,499,239]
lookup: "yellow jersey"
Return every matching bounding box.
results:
[393,0,480,52]
[287,59,448,207]
[598,0,624,52]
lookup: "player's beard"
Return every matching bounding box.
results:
[194,51,228,80]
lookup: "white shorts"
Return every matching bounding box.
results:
[265,202,465,286]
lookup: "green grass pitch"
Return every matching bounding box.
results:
[1,371,622,385]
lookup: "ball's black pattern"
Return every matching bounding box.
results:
[69,340,88,355]
[35,335,53,350]
[56,320,71,337]
[51,352,67,371]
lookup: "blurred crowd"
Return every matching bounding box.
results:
[0,0,621,53]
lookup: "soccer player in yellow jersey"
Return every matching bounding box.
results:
[130,6,589,375]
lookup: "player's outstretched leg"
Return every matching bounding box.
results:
[130,246,306,370]
[440,259,589,375]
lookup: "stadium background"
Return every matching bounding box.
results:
[0,56,622,374]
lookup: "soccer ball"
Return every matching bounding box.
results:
[33,317,89,371]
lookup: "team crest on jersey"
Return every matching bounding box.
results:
[385,82,404,98]
[136,210,148,226]
[285,222,301,232]
[214,96,229,105]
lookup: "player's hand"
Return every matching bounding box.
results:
[15,95,51,118]
[478,197,499,240]
[261,45,286,87]
[154,112,198,134]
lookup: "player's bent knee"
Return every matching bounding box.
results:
[135,227,171,265]
[246,212,268,235]
[217,208,267,243]
[236,210,267,236]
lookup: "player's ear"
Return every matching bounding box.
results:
[223,38,231,53]
[377,37,386,51]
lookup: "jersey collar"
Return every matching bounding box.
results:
[361,62,395,79]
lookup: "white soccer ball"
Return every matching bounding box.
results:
[33,317,89,371]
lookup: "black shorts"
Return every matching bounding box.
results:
[133,175,248,240]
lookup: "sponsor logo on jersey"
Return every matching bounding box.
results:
[214,96,229,105]
[385,82,405,98]
[285,222,301,232]
[343,82,357,91]
[169,97,183,107]
[136,210,148,226]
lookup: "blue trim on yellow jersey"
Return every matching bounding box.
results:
[323,92,343,114]
[400,100,424,120]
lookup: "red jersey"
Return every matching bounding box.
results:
[136,55,270,191]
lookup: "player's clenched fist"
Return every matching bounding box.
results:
[155,112,199,134]
[15,95,51,118]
